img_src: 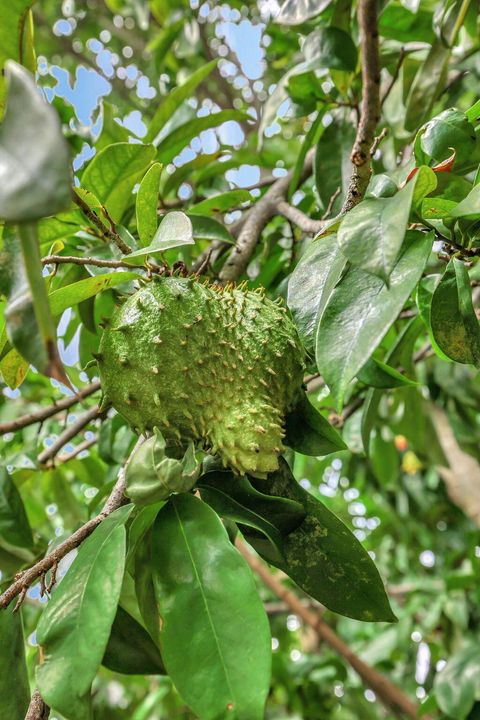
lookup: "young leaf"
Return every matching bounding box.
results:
[127,211,194,258]
[0,61,71,222]
[317,230,433,407]
[81,142,156,222]
[152,494,271,720]
[0,605,30,719]
[284,392,347,455]
[102,606,166,675]
[287,233,346,355]
[136,162,162,246]
[243,458,395,622]
[337,179,416,282]
[0,466,33,547]
[36,505,132,720]
[430,258,480,366]
[145,60,218,144]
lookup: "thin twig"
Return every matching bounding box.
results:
[0,381,101,435]
[370,127,389,156]
[381,47,406,107]
[72,189,132,255]
[25,689,50,720]
[37,405,102,467]
[55,436,98,465]
[276,201,324,234]
[342,0,381,213]
[219,148,316,281]
[321,187,341,220]
[236,539,429,720]
[42,255,141,270]
[0,436,145,611]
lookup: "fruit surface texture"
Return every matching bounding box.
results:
[98,277,305,476]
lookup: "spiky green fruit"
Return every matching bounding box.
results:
[98,277,305,477]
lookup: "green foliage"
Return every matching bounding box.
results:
[1,1,480,718]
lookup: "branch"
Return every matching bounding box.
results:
[342,0,381,213]
[236,540,429,720]
[219,148,316,281]
[72,189,132,255]
[42,255,142,270]
[37,405,102,468]
[0,436,145,611]
[25,689,50,720]
[276,201,324,234]
[55,436,98,465]
[0,381,101,435]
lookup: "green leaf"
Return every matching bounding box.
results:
[81,142,156,222]
[289,107,329,199]
[152,494,271,720]
[198,470,306,557]
[338,180,416,282]
[36,506,132,720]
[369,430,400,485]
[302,27,358,72]
[135,527,161,646]
[357,357,418,388]
[156,110,249,164]
[0,1,35,113]
[243,458,396,622]
[0,605,30,719]
[417,108,477,171]
[0,62,71,222]
[189,189,252,216]
[450,184,480,220]
[102,605,166,675]
[189,214,234,244]
[404,40,450,132]
[430,258,480,366]
[146,60,218,143]
[136,162,162,247]
[284,392,347,455]
[0,466,33,547]
[317,231,433,407]
[434,642,480,719]
[0,347,29,389]
[127,211,193,258]
[288,234,346,355]
[49,271,138,315]
[276,0,332,25]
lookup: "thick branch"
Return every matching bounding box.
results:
[0,381,101,435]
[342,0,381,213]
[276,201,324,234]
[72,189,132,255]
[0,437,145,611]
[237,540,429,720]
[37,405,102,467]
[219,149,316,281]
[25,690,50,720]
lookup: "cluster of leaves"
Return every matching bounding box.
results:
[1,0,480,719]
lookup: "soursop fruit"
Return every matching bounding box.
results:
[97,276,305,477]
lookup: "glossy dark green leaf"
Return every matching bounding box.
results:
[302,27,357,72]
[127,211,193,258]
[145,60,217,144]
[404,41,450,132]
[430,258,480,366]
[450,185,480,220]
[285,392,347,455]
[369,430,400,484]
[198,470,305,556]
[288,234,346,355]
[314,117,356,214]
[156,110,249,164]
[416,109,477,171]
[189,189,251,216]
[81,142,156,222]
[317,231,433,407]
[337,180,416,282]
[434,642,480,719]
[0,62,71,222]
[36,505,132,720]
[136,162,162,246]
[152,494,271,720]
[134,527,161,646]
[243,459,395,622]
[103,605,165,675]
[0,605,30,719]
[357,357,418,389]
[276,0,332,25]
[189,214,234,244]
